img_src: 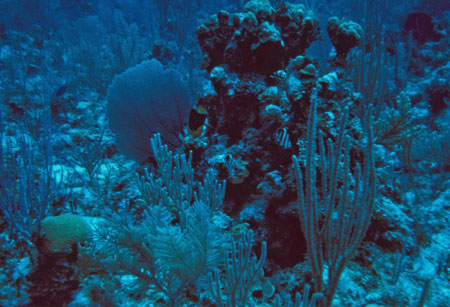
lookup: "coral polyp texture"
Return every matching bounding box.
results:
[327,16,363,63]
[197,0,320,74]
[38,213,92,255]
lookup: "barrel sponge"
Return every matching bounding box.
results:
[40,214,92,254]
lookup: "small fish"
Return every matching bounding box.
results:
[274,127,292,149]
[188,105,207,138]
[224,154,235,178]
[55,84,67,97]
[8,102,24,116]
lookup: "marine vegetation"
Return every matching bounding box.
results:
[0,0,449,306]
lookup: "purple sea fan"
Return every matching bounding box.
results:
[106,59,192,162]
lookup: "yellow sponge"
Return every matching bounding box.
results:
[40,213,92,254]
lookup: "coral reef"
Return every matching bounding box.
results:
[0,0,449,306]
[327,16,363,64]
[37,213,91,255]
[196,0,320,74]
[193,1,366,269]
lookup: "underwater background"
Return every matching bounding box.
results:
[0,0,449,306]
